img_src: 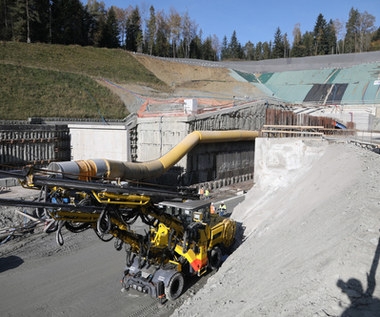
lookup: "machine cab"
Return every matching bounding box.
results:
[157,200,212,226]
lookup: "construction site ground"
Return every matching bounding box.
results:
[101,55,266,114]
[1,142,380,316]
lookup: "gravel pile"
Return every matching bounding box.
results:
[174,143,380,316]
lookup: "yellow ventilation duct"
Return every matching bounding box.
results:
[48,130,259,181]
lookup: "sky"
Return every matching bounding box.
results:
[94,0,380,45]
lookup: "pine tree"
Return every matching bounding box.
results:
[254,41,262,60]
[8,0,28,42]
[85,0,106,46]
[0,0,10,40]
[154,10,169,56]
[313,13,328,55]
[202,35,214,60]
[221,35,229,59]
[99,7,119,48]
[272,27,284,58]
[51,0,87,45]
[302,31,314,56]
[146,5,156,55]
[125,6,141,52]
[3,0,40,42]
[370,27,380,51]
[326,19,337,54]
[244,41,254,60]
[229,30,241,59]
[189,34,202,59]
[283,33,290,57]
[262,41,271,59]
[345,7,360,53]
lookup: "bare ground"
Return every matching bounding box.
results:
[103,55,266,113]
[173,143,380,317]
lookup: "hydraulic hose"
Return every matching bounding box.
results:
[48,130,259,181]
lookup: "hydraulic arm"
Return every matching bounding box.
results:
[0,130,254,300]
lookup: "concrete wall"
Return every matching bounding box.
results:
[0,124,70,167]
[135,101,283,185]
[135,100,275,168]
[184,141,255,185]
[136,116,188,167]
[188,101,271,131]
[68,124,130,161]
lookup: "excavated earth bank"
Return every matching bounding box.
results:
[174,142,380,316]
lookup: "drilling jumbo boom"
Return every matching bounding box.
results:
[0,130,258,301]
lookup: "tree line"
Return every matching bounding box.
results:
[0,1,379,61]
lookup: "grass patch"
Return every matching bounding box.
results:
[0,42,165,87]
[0,64,127,120]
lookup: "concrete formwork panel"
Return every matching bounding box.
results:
[136,117,189,168]
[68,124,130,161]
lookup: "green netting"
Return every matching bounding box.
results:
[266,69,333,85]
[269,85,313,103]
[336,64,380,104]
[326,69,341,84]
[234,70,258,83]
[342,80,380,104]
[251,63,380,104]
[258,72,273,84]
[333,64,379,83]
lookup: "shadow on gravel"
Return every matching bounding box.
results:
[0,255,24,273]
[232,221,246,251]
[337,237,380,316]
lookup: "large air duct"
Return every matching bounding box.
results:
[48,130,259,181]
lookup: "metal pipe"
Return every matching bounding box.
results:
[48,130,259,181]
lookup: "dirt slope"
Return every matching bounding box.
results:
[133,55,265,99]
[96,55,266,113]
[174,143,380,316]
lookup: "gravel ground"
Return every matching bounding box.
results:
[1,143,379,317]
[173,143,380,317]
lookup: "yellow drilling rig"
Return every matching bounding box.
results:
[0,130,258,300]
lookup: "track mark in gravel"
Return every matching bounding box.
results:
[126,301,161,317]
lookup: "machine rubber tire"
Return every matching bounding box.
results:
[209,246,222,270]
[165,272,184,300]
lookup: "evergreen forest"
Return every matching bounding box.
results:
[0,0,379,61]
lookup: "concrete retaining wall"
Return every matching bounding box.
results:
[0,101,286,188]
[68,124,131,161]
[0,124,70,167]
[136,101,283,186]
